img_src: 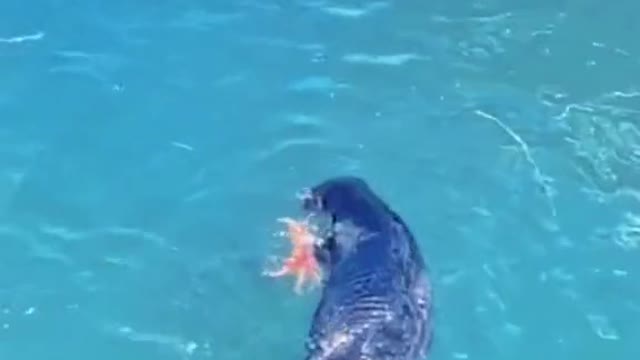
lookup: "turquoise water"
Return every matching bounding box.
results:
[1,0,639,359]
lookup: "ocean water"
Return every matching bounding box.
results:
[1,0,638,359]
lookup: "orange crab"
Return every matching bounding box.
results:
[264,217,323,294]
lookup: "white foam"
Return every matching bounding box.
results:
[318,2,389,18]
[342,53,425,65]
[171,141,195,151]
[615,213,640,250]
[289,76,350,91]
[587,314,619,340]
[0,31,44,43]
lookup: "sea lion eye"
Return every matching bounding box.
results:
[303,192,324,212]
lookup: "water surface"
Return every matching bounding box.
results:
[1,1,638,359]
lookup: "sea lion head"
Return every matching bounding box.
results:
[300,176,389,268]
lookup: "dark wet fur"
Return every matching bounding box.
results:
[301,176,433,360]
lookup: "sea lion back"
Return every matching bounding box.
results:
[301,177,433,360]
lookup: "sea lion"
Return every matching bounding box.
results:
[299,176,433,360]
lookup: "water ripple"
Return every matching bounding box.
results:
[288,76,350,92]
[342,53,428,65]
[0,31,45,44]
[108,323,200,357]
[305,1,390,18]
[39,224,170,249]
[614,213,640,250]
[169,9,245,30]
